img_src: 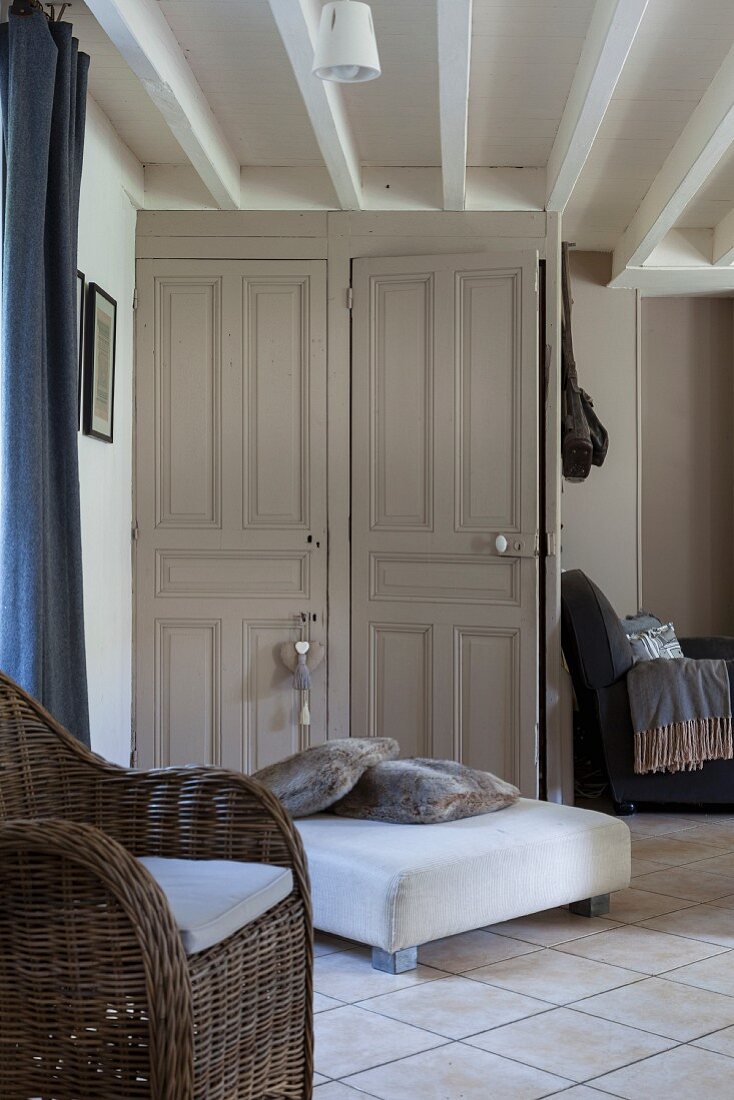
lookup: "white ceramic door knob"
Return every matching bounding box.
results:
[495,534,508,554]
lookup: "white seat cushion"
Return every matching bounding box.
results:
[296,798,630,953]
[138,857,293,954]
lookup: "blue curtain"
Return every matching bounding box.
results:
[0,10,90,745]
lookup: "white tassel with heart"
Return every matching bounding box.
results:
[295,641,312,726]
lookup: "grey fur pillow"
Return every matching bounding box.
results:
[254,738,399,818]
[331,758,520,824]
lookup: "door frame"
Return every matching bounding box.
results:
[133,211,558,782]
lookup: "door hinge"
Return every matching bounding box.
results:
[132,287,139,311]
[546,532,557,557]
[346,286,353,311]
[131,524,139,542]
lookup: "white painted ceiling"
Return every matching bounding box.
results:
[563,0,734,249]
[68,0,734,277]
[468,0,596,168]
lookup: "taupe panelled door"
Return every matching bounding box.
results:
[135,260,326,770]
[351,252,539,795]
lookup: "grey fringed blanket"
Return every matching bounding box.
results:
[627,658,733,775]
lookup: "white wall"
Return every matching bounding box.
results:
[77,98,142,765]
[561,251,640,615]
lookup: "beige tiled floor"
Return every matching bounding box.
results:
[313,809,734,1098]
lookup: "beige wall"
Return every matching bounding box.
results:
[561,251,640,615]
[641,298,734,637]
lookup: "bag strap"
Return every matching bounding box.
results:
[561,242,579,389]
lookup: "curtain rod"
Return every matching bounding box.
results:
[10,0,69,21]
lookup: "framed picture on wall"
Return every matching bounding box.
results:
[76,270,85,430]
[83,282,117,443]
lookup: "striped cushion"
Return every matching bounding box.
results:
[628,622,684,663]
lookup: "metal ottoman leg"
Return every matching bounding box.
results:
[371,947,418,973]
[569,894,611,917]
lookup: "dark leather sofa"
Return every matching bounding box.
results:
[561,569,734,815]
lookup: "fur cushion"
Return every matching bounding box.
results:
[254,738,399,818]
[331,758,520,824]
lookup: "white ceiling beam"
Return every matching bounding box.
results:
[611,38,734,282]
[437,0,473,211]
[546,0,648,213]
[712,207,734,265]
[84,0,241,209]
[268,0,362,210]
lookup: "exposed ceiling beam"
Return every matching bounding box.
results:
[611,38,734,282]
[268,0,362,210]
[546,0,648,213]
[713,207,734,265]
[437,0,473,211]
[610,266,734,295]
[84,0,241,209]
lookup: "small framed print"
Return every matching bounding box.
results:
[83,282,117,443]
[76,270,85,429]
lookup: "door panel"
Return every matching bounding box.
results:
[156,619,220,768]
[244,278,310,528]
[369,622,433,756]
[136,260,327,771]
[371,275,433,530]
[351,252,538,795]
[157,278,220,528]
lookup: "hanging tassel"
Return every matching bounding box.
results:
[294,650,311,691]
[300,693,311,726]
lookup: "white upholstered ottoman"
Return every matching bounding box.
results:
[296,798,630,972]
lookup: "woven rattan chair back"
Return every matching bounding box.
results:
[0,671,313,1100]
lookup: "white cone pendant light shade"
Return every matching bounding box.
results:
[312,1,381,83]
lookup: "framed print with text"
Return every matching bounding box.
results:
[83,282,117,443]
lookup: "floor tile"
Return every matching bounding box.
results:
[710,893,734,909]
[692,852,734,875]
[314,1004,446,1079]
[626,814,699,837]
[544,1089,614,1099]
[465,1006,672,1081]
[418,929,539,973]
[344,1042,571,1100]
[631,857,667,878]
[485,907,619,946]
[314,948,445,1002]
[314,992,344,1014]
[607,887,696,924]
[573,975,734,1041]
[664,950,734,997]
[627,863,734,901]
[590,1043,734,1099]
[358,974,548,1040]
[313,1073,330,1086]
[315,1083,379,1098]
[631,835,728,866]
[641,903,734,947]
[557,924,728,974]
[314,933,356,957]
[666,824,734,848]
[468,948,640,1004]
[693,1024,734,1058]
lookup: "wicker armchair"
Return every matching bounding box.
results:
[0,670,313,1100]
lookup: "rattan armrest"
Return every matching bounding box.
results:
[0,818,194,1098]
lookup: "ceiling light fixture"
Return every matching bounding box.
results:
[312,1,381,84]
